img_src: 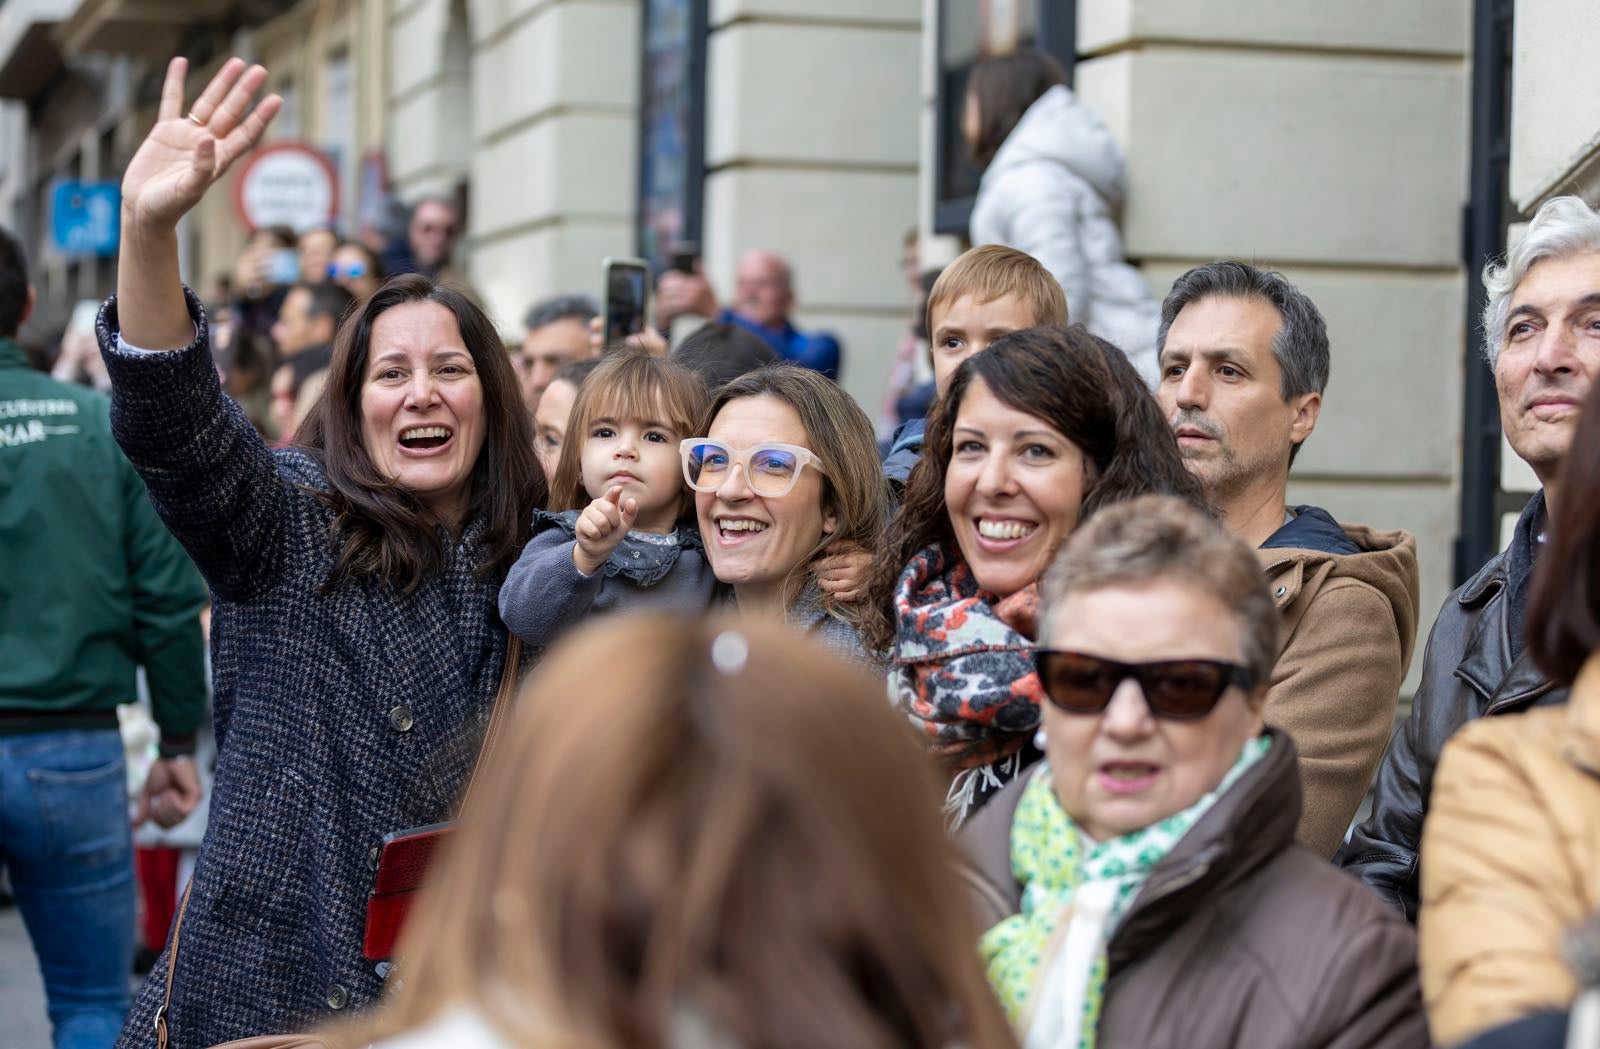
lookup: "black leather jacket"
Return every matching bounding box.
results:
[1337,492,1567,920]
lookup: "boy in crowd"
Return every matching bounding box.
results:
[883,245,1068,486]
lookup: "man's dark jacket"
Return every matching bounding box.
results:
[1337,492,1567,919]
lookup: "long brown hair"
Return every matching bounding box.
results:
[330,614,1018,1049]
[863,325,1207,651]
[965,48,1067,169]
[297,274,543,593]
[549,350,708,514]
[699,364,889,626]
[1527,379,1600,684]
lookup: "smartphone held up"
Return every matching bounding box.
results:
[602,257,650,346]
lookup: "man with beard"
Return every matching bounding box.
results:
[1155,261,1420,857]
[1340,196,1600,919]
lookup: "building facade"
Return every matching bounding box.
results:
[4,0,1584,678]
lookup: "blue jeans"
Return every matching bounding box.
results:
[0,729,134,1049]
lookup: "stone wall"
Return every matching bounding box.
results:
[1074,0,1472,689]
[702,0,923,407]
[389,0,640,335]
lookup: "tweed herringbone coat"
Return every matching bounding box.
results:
[98,292,518,1048]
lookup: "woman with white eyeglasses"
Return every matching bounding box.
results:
[683,364,889,667]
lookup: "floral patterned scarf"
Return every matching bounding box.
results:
[890,544,1046,815]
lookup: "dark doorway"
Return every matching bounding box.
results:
[1455,0,1519,584]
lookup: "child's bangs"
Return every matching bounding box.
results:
[580,360,705,438]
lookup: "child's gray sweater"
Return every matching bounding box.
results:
[499,511,718,649]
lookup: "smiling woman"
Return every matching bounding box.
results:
[297,275,536,593]
[690,364,888,666]
[93,57,543,1046]
[865,325,1204,824]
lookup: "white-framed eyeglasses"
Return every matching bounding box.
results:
[679,438,827,498]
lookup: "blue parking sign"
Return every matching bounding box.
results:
[51,181,121,256]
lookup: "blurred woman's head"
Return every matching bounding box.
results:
[690,364,888,619]
[1037,495,1276,841]
[298,273,542,592]
[1527,380,1600,684]
[866,326,1204,650]
[342,614,1016,1049]
[329,241,385,301]
[298,226,340,285]
[962,49,1068,169]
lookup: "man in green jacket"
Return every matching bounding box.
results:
[0,224,208,1048]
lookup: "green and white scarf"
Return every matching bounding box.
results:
[979,735,1272,1048]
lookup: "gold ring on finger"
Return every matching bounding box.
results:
[187,112,206,127]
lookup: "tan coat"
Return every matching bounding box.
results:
[1419,655,1600,1047]
[1261,525,1420,856]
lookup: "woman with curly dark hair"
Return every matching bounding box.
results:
[864,325,1205,824]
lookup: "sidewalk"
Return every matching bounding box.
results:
[0,907,51,1049]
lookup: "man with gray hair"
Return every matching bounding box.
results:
[1339,195,1600,918]
[518,293,599,412]
[1156,260,1420,858]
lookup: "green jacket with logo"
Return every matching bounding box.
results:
[0,337,207,750]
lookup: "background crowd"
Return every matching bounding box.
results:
[1,45,1598,1049]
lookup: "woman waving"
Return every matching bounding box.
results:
[101,58,542,1046]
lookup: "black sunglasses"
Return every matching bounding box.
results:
[1035,650,1255,721]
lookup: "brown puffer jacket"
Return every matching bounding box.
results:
[956,729,1430,1048]
[1419,656,1600,1047]
[1260,524,1420,856]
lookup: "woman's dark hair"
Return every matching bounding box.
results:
[863,325,1207,651]
[965,49,1068,169]
[257,224,298,250]
[671,322,779,390]
[297,274,544,594]
[1527,380,1600,684]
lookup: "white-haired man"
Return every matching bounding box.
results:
[1339,196,1600,919]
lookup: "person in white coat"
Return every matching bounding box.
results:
[964,49,1160,387]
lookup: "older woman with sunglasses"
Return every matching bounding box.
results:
[958,495,1427,1049]
[683,364,888,666]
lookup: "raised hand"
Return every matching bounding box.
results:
[573,485,639,576]
[586,314,669,357]
[122,57,281,232]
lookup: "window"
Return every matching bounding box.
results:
[636,0,707,276]
[933,0,1075,235]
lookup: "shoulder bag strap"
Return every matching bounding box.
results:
[155,880,192,1049]
[154,635,525,1046]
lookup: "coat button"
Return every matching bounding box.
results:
[1273,585,1288,598]
[326,983,349,1010]
[388,705,414,732]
